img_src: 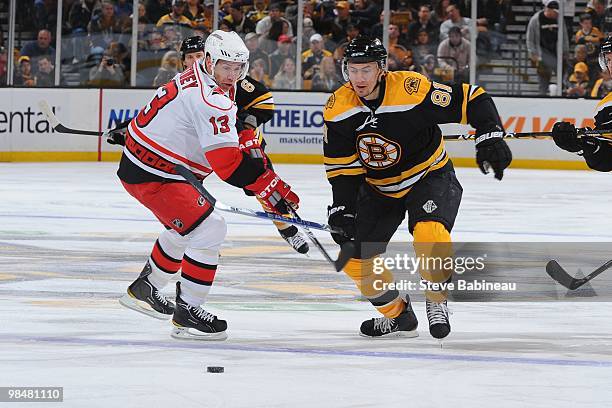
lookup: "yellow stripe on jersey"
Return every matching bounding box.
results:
[378,154,449,198]
[366,139,445,186]
[468,86,486,101]
[326,167,367,178]
[596,91,612,113]
[242,92,274,111]
[253,103,274,110]
[461,84,469,124]
[324,153,359,165]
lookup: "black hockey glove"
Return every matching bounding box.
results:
[327,205,356,245]
[552,121,600,156]
[475,131,512,180]
[106,129,126,146]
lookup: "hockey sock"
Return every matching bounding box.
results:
[344,257,404,318]
[179,248,218,307]
[413,221,453,303]
[146,230,186,289]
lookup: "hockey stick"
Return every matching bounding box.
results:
[38,100,129,141]
[173,164,340,234]
[443,129,612,142]
[545,259,612,290]
[287,207,355,271]
[174,164,354,271]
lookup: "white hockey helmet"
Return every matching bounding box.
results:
[203,30,250,81]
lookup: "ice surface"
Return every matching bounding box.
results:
[0,163,611,407]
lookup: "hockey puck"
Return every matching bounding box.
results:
[206,366,224,373]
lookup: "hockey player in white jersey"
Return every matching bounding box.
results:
[118,30,299,340]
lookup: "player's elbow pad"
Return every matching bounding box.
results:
[205,147,265,188]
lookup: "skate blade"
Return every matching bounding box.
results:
[119,294,172,320]
[171,326,228,341]
[359,330,419,339]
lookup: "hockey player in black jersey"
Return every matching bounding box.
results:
[552,36,612,171]
[324,37,512,339]
[180,36,309,254]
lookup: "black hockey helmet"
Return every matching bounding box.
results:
[342,36,387,81]
[180,35,205,61]
[599,35,612,73]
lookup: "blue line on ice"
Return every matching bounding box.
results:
[5,335,612,368]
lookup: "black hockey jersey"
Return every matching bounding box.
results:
[323,71,502,204]
[586,92,612,171]
[235,75,274,129]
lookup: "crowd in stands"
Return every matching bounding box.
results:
[0,0,610,97]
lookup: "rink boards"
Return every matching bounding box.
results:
[0,87,601,169]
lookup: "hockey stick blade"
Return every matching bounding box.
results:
[174,164,341,234]
[546,259,612,290]
[38,100,105,136]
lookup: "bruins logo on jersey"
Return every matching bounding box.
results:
[357,134,401,169]
[404,77,421,95]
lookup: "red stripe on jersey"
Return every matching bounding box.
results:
[151,240,182,274]
[129,122,212,174]
[181,256,217,284]
[195,64,234,112]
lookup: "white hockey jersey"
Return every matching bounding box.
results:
[122,63,239,181]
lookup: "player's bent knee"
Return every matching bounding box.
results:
[188,211,227,250]
[413,221,451,243]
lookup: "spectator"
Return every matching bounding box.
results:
[302,33,332,80]
[575,13,603,63]
[161,25,182,50]
[312,55,341,91]
[0,48,7,86]
[146,0,171,25]
[157,0,192,28]
[153,50,180,86]
[591,69,612,98]
[270,34,296,77]
[571,44,598,80]
[407,5,439,46]
[115,0,133,19]
[330,1,355,44]
[256,3,293,39]
[334,24,361,64]
[413,28,437,66]
[20,29,55,64]
[69,1,100,41]
[419,53,439,80]
[432,0,451,25]
[585,0,607,32]
[526,0,569,95]
[272,57,297,89]
[565,62,591,97]
[370,11,385,43]
[136,30,170,86]
[88,0,129,49]
[388,24,412,70]
[440,4,471,41]
[247,0,269,25]
[219,19,235,32]
[350,0,380,35]
[35,55,55,86]
[245,32,271,74]
[14,56,36,87]
[437,26,470,83]
[89,50,126,86]
[224,1,256,36]
[220,0,233,19]
[301,18,317,51]
[185,0,208,32]
[202,0,215,33]
[34,0,58,31]
[249,57,272,88]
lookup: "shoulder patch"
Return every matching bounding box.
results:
[240,79,255,93]
[404,77,421,95]
[325,94,336,110]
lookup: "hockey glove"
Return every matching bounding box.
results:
[552,122,600,156]
[327,205,356,245]
[475,131,512,180]
[238,128,267,166]
[246,169,299,214]
[106,129,126,146]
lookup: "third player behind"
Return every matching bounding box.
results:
[323,36,512,339]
